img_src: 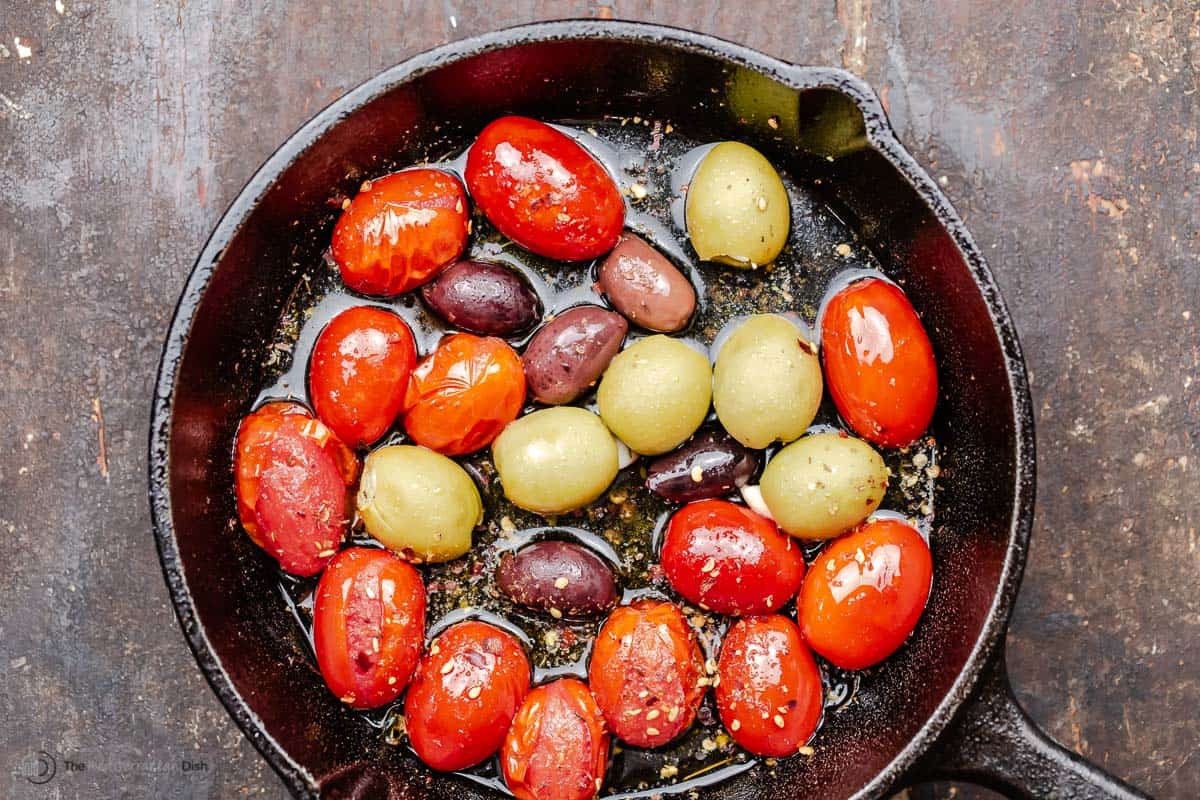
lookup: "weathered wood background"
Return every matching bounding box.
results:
[0,1,1196,798]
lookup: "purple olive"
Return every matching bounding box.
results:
[496,540,618,619]
[598,233,696,332]
[645,428,761,503]
[522,305,627,405]
[420,260,541,337]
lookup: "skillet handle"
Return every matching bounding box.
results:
[910,648,1151,799]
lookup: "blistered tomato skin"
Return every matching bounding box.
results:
[403,333,526,455]
[405,621,532,772]
[331,168,469,296]
[466,116,624,261]
[661,500,804,616]
[233,402,358,576]
[716,615,823,757]
[588,600,705,748]
[799,518,933,670]
[821,277,938,448]
[312,548,426,709]
[309,306,417,448]
[501,678,610,800]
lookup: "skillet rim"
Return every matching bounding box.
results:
[147,18,1036,800]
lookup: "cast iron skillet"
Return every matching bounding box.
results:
[148,20,1150,800]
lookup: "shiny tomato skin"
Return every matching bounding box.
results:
[402,333,526,455]
[821,278,937,448]
[466,116,624,261]
[588,600,705,748]
[661,499,804,616]
[715,615,823,757]
[799,518,933,670]
[309,306,417,448]
[312,547,426,709]
[501,678,610,800]
[331,168,469,296]
[233,402,358,576]
[405,620,532,772]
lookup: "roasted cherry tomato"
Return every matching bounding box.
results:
[402,333,526,455]
[588,600,704,748]
[501,678,610,800]
[331,168,469,296]
[798,517,933,670]
[309,306,417,448]
[661,499,804,616]
[233,402,358,576]
[821,277,937,448]
[465,116,624,261]
[405,620,531,771]
[715,615,823,757]
[312,547,425,709]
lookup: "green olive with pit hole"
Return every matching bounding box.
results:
[685,142,790,267]
[357,445,482,562]
[492,407,619,515]
[713,314,822,448]
[597,335,713,456]
[760,432,889,540]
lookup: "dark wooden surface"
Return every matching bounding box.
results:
[1,1,1196,798]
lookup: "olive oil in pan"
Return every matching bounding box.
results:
[254,117,938,797]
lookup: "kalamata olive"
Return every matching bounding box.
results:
[686,142,790,268]
[645,428,759,503]
[522,306,627,405]
[420,260,542,337]
[597,335,712,456]
[598,233,696,333]
[496,541,618,619]
[713,314,822,448]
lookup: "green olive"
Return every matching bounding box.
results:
[493,407,619,515]
[760,432,888,540]
[713,314,822,448]
[357,445,482,562]
[597,335,712,455]
[685,141,790,267]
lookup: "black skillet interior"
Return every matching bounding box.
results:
[150,21,1037,800]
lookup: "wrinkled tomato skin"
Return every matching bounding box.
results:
[821,278,937,448]
[799,518,933,670]
[402,333,526,455]
[405,620,532,772]
[309,306,417,448]
[501,678,610,800]
[312,548,426,709]
[661,500,804,616]
[466,116,624,261]
[331,168,469,296]
[233,402,358,576]
[715,615,823,757]
[588,600,705,748]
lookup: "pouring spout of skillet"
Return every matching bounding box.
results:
[149,19,1149,800]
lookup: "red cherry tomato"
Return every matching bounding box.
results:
[402,333,526,455]
[234,402,358,576]
[312,547,426,709]
[309,306,417,448]
[466,116,624,261]
[821,277,937,448]
[661,499,805,616]
[715,615,823,757]
[405,620,532,771]
[798,518,933,670]
[501,678,610,800]
[588,600,705,748]
[331,168,469,296]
